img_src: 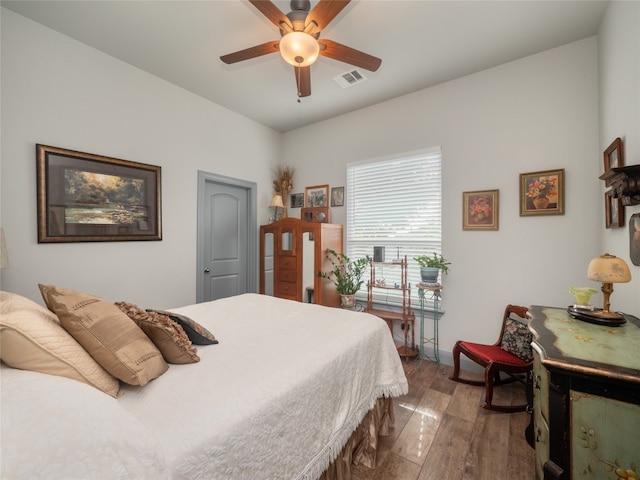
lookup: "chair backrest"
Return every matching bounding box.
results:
[497,304,533,363]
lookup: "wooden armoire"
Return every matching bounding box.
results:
[259,218,343,307]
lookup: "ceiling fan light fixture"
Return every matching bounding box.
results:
[279,31,319,67]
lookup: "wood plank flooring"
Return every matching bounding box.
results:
[353,360,536,480]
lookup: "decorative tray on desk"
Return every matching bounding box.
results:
[567,305,626,327]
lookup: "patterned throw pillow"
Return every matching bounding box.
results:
[116,302,199,364]
[500,317,534,362]
[39,284,168,386]
[147,310,218,345]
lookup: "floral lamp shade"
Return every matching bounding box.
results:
[587,253,631,320]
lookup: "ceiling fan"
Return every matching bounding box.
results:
[220,0,381,99]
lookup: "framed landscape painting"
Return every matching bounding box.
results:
[37,144,162,243]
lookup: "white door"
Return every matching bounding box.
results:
[197,172,257,303]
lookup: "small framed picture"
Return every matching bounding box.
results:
[519,169,565,216]
[605,193,624,228]
[330,187,344,207]
[290,193,304,208]
[603,138,624,186]
[305,184,329,207]
[462,189,499,230]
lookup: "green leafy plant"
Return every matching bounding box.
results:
[319,249,370,295]
[413,253,451,275]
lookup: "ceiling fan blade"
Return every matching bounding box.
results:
[249,0,292,30]
[306,0,350,31]
[295,66,311,97]
[319,39,381,72]
[220,41,280,64]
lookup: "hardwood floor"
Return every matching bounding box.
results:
[353,360,536,480]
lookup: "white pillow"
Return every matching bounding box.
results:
[0,290,120,397]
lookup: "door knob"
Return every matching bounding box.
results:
[204,268,210,273]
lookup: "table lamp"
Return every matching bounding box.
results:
[587,253,631,322]
[269,193,284,221]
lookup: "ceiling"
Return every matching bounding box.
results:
[2,0,608,133]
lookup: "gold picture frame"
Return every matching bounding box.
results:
[463,189,499,230]
[519,168,565,216]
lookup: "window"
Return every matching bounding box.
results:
[346,148,442,302]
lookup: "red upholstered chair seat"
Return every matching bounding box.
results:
[457,342,529,366]
[449,305,533,413]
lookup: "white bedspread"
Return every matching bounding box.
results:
[1,293,407,480]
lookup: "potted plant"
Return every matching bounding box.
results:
[414,253,451,284]
[319,249,370,308]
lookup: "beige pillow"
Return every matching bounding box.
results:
[38,285,168,386]
[116,302,199,364]
[0,291,120,397]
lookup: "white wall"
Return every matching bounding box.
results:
[283,37,611,362]
[598,0,640,315]
[0,9,282,308]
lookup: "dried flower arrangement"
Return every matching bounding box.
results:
[272,165,295,217]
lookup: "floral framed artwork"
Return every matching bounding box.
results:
[330,186,344,207]
[519,168,565,216]
[463,189,499,230]
[605,193,624,228]
[603,137,624,186]
[290,193,304,208]
[36,144,162,243]
[305,184,329,207]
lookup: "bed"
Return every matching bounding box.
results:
[0,290,408,480]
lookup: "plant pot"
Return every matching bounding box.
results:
[419,267,440,284]
[340,294,356,309]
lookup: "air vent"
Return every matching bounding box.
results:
[333,69,368,88]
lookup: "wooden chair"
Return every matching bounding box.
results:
[449,304,533,412]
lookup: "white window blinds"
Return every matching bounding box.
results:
[346,148,442,299]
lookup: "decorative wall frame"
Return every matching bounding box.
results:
[605,193,625,228]
[603,137,624,186]
[630,213,640,266]
[330,187,344,207]
[462,189,499,230]
[519,168,565,216]
[305,184,329,207]
[37,144,162,243]
[290,193,304,208]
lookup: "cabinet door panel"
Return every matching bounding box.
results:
[571,390,640,480]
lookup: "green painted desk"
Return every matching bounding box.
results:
[528,306,640,480]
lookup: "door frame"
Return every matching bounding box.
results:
[196,170,258,303]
